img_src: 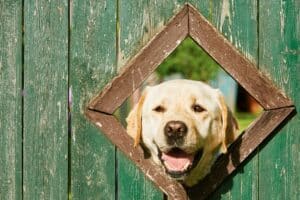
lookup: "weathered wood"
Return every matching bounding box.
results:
[0,1,298,200]
[85,110,188,200]
[118,153,164,200]
[117,1,186,199]
[118,0,186,68]
[117,102,163,199]
[0,1,22,199]
[188,107,295,200]
[89,5,189,114]
[188,4,293,110]
[86,3,295,199]
[189,1,259,199]
[258,1,300,199]
[69,0,117,199]
[23,0,68,199]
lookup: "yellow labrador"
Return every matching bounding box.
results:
[126,79,238,186]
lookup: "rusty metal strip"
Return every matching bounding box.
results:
[89,6,189,114]
[187,106,295,200]
[188,4,293,110]
[85,110,188,200]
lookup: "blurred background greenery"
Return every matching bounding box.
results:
[116,37,262,133]
[156,37,219,82]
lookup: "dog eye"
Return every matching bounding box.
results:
[153,105,166,112]
[192,104,206,112]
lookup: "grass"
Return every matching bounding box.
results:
[235,112,261,133]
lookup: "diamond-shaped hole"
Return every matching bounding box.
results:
[115,37,262,137]
[112,37,263,193]
[87,5,294,198]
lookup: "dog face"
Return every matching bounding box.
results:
[126,79,238,186]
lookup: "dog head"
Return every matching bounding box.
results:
[126,79,238,186]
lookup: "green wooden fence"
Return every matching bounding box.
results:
[1,0,299,199]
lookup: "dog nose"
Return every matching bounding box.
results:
[164,121,188,142]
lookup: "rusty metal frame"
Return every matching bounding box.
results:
[85,4,295,200]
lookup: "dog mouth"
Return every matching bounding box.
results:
[158,147,203,179]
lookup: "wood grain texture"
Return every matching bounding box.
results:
[118,154,163,200]
[69,0,117,199]
[118,1,186,199]
[189,4,292,110]
[188,1,259,199]
[0,1,22,199]
[89,5,189,114]
[118,0,186,68]
[23,0,68,199]
[23,0,69,199]
[258,1,300,199]
[188,107,294,200]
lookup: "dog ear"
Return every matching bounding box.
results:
[126,90,147,147]
[217,91,239,153]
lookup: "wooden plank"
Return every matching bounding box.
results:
[258,1,300,199]
[117,1,186,199]
[118,0,186,68]
[69,0,117,199]
[23,0,68,199]
[118,153,164,200]
[188,107,295,200]
[85,111,188,200]
[189,4,292,110]
[89,5,189,114]
[188,1,259,199]
[0,1,22,199]
[209,152,259,200]
[116,103,163,200]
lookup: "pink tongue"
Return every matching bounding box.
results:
[161,150,194,172]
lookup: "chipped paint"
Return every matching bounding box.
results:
[220,0,231,31]
[57,101,61,120]
[118,50,126,71]
[72,129,76,143]
[96,122,102,127]
[68,87,72,107]
[280,0,286,36]
[0,61,2,75]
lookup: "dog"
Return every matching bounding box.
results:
[126,79,238,186]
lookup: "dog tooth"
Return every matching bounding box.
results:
[184,162,190,170]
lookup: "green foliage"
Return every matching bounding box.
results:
[156,37,219,81]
